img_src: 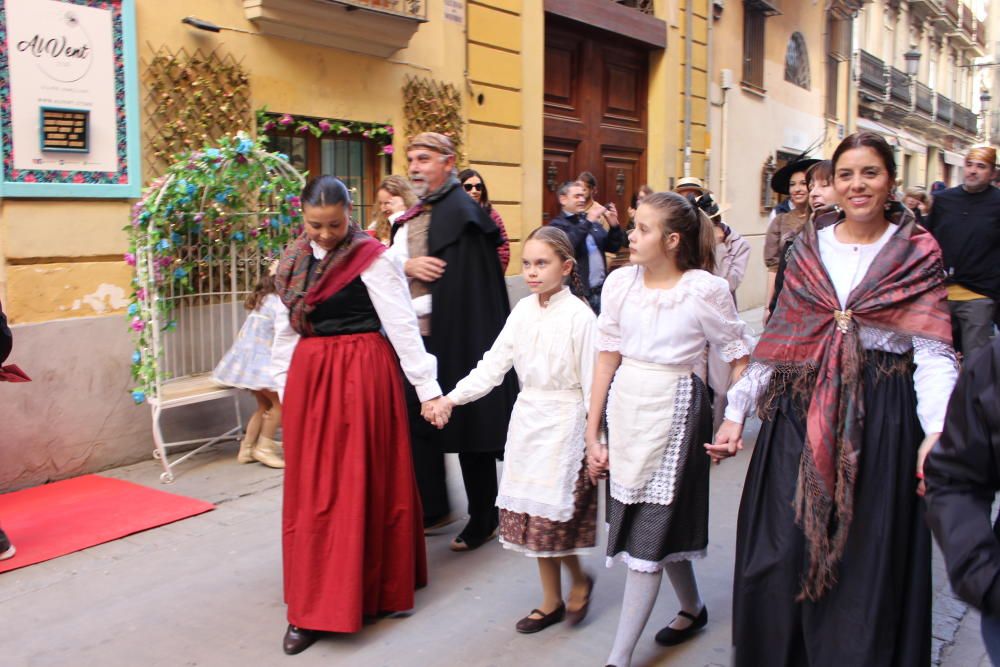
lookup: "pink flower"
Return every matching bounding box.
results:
[263,121,276,131]
[382,145,395,155]
[124,253,136,266]
[130,317,145,332]
[386,126,394,135]
[279,114,294,126]
[318,120,332,132]
[136,288,147,300]
[338,126,350,134]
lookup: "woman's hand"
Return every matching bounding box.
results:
[421,397,453,430]
[916,432,940,497]
[405,257,447,282]
[585,430,609,485]
[705,419,744,464]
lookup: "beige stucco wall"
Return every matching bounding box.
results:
[709,1,830,309]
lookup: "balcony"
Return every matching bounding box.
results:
[612,0,654,14]
[934,0,960,30]
[243,0,427,57]
[953,103,978,135]
[907,0,943,23]
[948,3,976,50]
[937,94,953,124]
[915,82,935,118]
[889,67,911,107]
[858,50,887,97]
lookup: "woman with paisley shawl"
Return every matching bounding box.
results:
[272,176,443,655]
[707,133,959,666]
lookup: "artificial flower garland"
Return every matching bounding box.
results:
[256,109,395,155]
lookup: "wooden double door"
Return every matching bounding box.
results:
[543,16,649,224]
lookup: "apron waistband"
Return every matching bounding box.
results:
[620,357,693,374]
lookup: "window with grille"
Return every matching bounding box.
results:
[264,125,386,229]
[825,59,840,119]
[742,4,767,91]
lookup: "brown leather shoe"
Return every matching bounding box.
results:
[283,624,318,655]
[515,603,566,634]
[565,574,595,626]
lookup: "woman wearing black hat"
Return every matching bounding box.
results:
[763,158,819,322]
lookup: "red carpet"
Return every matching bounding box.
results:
[0,475,214,573]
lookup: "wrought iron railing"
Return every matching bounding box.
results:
[944,0,959,21]
[613,0,654,14]
[915,82,935,116]
[937,94,953,124]
[953,103,978,134]
[858,50,886,91]
[889,67,911,105]
[325,0,426,19]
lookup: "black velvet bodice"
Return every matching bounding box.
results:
[307,267,381,337]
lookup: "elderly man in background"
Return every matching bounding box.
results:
[926,146,1000,359]
[388,132,518,552]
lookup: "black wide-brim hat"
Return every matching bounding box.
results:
[772,158,821,195]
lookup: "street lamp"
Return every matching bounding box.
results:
[980,87,992,142]
[903,47,922,78]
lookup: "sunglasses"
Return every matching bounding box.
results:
[463,183,483,191]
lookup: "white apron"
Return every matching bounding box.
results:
[607,358,693,506]
[497,387,586,523]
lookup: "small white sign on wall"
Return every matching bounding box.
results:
[444,0,464,25]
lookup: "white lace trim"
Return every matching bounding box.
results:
[605,548,708,573]
[500,539,595,558]
[609,375,693,507]
[497,414,587,523]
[718,338,751,363]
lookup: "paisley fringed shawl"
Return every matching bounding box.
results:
[755,205,951,600]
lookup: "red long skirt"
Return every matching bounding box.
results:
[282,333,428,633]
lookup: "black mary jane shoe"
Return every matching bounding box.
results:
[653,606,708,646]
[283,624,319,655]
[515,603,566,634]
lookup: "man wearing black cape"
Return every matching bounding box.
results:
[390,132,517,551]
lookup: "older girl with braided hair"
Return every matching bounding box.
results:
[426,226,599,635]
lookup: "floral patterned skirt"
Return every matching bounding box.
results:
[498,459,597,557]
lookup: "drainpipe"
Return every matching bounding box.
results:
[705,0,714,187]
[846,15,858,135]
[683,0,693,177]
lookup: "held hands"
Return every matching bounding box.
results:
[605,202,620,228]
[421,396,454,430]
[405,257,447,283]
[705,419,744,465]
[916,432,940,497]
[585,430,609,485]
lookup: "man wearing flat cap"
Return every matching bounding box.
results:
[389,132,517,551]
[927,146,1000,360]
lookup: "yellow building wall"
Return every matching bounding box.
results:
[3,0,493,321]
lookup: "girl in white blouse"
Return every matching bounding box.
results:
[427,226,599,635]
[586,192,751,667]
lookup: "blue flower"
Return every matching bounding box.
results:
[186,183,197,196]
[173,267,188,279]
[139,210,152,222]
[127,303,139,316]
[131,389,146,404]
[270,218,280,229]
[132,351,142,364]
[214,192,227,203]
[280,215,292,225]
[236,138,254,155]
[192,223,202,234]
[277,153,289,162]
[157,238,171,251]
[204,148,221,160]
[171,232,184,245]
[233,231,245,242]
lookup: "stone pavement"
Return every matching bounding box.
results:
[0,417,990,667]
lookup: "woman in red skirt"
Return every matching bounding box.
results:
[273,175,443,655]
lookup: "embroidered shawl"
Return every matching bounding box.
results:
[274,224,385,336]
